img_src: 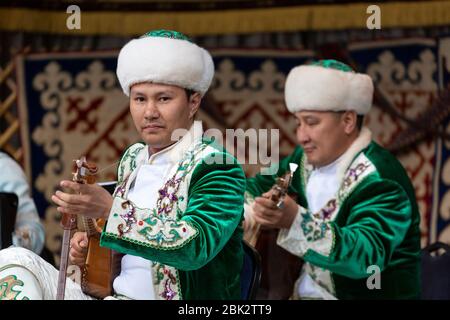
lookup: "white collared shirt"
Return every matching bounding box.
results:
[306,154,344,214]
[298,154,344,300]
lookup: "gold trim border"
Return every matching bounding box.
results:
[1,1,450,36]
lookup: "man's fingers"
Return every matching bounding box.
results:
[254,196,278,210]
[69,243,88,266]
[70,249,86,258]
[53,191,80,205]
[69,253,85,266]
[253,213,275,227]
[70,238,88,253]
[59,180,93,202]
[69,232,88,264]
[53,193,87,216]
[261,191,273,198]
[253,202,279,217]
[52,194,81,211]
[51,194,67,207]
[60,180,82,193]
[70,242,87,253]
[70,249,86,259]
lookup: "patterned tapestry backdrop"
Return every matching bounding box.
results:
[15,41,450,262]
[349,38,439,247]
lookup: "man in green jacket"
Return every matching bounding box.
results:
[244,59,421,299]
[0,30,245,300]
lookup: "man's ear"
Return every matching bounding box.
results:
[342,111,358,135]
[189,92,202,119]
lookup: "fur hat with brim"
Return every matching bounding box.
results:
[117,29,214,97]
[284,59,374,115]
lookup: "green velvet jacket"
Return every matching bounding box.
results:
[100,133,245,300]
[246,136,421,299]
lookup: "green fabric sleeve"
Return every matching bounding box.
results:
[100,152,246,271]
[279,175,413,280]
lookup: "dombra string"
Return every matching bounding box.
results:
[77,159,121,178]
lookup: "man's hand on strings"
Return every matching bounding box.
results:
[51,180,113,219]
[252,190,298,229]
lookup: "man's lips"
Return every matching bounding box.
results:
[303,147,315,153]
[142,124,165,132]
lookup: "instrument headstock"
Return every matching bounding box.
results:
[270,172,291,203]
[269,163,298,206]
[73,156,98,185]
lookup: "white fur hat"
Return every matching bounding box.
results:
[284,60,374,115]
[116,30,214,97]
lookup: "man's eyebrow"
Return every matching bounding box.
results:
[130,90,146,96]
[302,115,318,121]
[131,89,177,97]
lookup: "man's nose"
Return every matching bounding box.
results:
[143,102,160,119]
[296,126,310,145]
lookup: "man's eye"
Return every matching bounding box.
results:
[134,97,145,103]
[159,96,171,102]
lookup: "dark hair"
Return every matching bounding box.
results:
[356,115,364,131]
[185,88,195,99]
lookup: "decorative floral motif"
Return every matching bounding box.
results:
[138,211,184,245]
[298,154,375,243]
[304,263,335,297]
[113,174,129,198]
[300,155,313,193]
[115,140,206,246]
[152,263,165,284]
[317,199,337,220]
[118,145,146,183]
[342,162,371,190]
[155,141,207,217]
[301,211,331,242]
[151,262,179,300]
[160,279,177,300]
[0,275,29,300]
[117,200,137,237]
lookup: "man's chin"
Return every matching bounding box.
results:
[145,139,177,151]
[305,155,320,167]
[141,136,166,147]
[141,132,181,151]
[141,131,162,142]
